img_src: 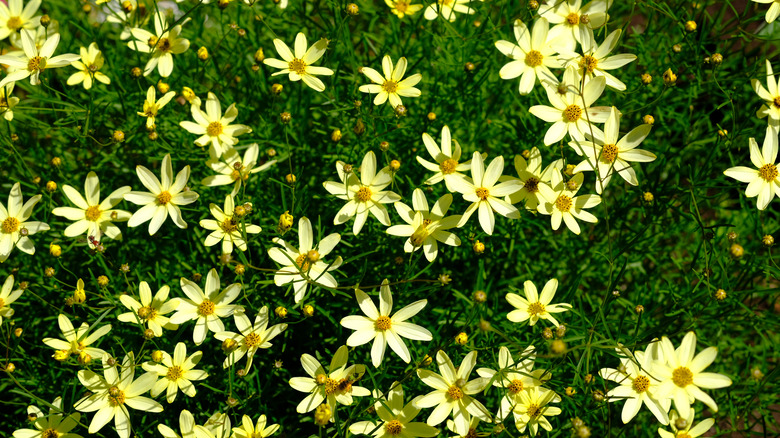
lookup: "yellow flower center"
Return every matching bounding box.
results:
[289,58,307,75]
[244,332,262,349]
[375,315,392,331]
[0,298,4,308]
[197,299,216,316]
[476,187,490,200]
[85,206,102,221]
[1,217,19,233]
[566,13,580,25]
[525,50,543,67]
[220,217,238,233]
[563,104,582,122]
[324,377,341,395]
[555,195,572,212]
[385,420,403,435]
[579,55,598,74]
[676,434,692,438]
[157,191,172,205]
[632,375,650,393]
[527,403,542,417]
[27,55,45,72]
[166,365,183,381]
[355,186,373,202]
[524,177,539,193]
[447,385,464,400]
[143,102,158,117]
[295,253,311,271]
[108,386,126,406]
[6,16,23,31]
[137,306,158,321]
[157,37,171,52]
[382,80,399,93]
[527,301,546,316]
[207,121,223,137]
[759,163,778,182]
[672,367,693,387]
[440,158,458,174]
[508,379,524,394]
[773,96,780,108]
[600,144,619,163]
[395,1,408,12]
[41,429,59,438]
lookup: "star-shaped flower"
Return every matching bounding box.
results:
[386,189,462,262]
[449,152,522,235]
[505,148,563,211]
[0,30,79,87]
[168,269,241,345]
[12,397,82,438]
[537,170,601,234]
[359,55,422,107]
[42,314,112,362]
[179,93,252,158]
[124,154,199,235]
[214,307,288,372]
[752,59,780,133]
[127,11,190,77]
[199,194,262,255]
[495,18,562,95]
[558,28,636,91]
[341,279,432,367]
[348,383,439,438]
[117,281,179,337]
[476,346,550,420]
[416,125,478,192]
[1,182,49,263]
[138,85,176,130]
[322,151,401,235]
[263,32,334,92]
[201,144,277,197]
[142,342,208,403]
[724,132,780,210]
[506,278,571,327]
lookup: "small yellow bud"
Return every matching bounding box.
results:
[40,14,51,27]
[346,3,359,15]
[635,304,645,313]
[528,0,539,9]
[151,350,164,363]
[331,129,342,142]
[46,181,57,192]
[73,289,86,304]
[394,105,408,117]
[234,264,246,275]
[53,350,70,361]
[565,386,576,396]
[642,114,655,125]
[478,319,491,331]
[275,306,288,319]
[714,288,727,301]
[473,290,487,303]
[157,82,170,94]
[464,62,475,72]
[565,164,577,176]
[454,332,468,345]
[711,53,723,65]
[643,192,654,203]
[762,234,774,246]
[751,368,764,380]
[278,211,294,234]
[221,339,238,353]
[718,129,728,138]
[148,131,158,141]
[280,112,291,124]
[112,130,125,143]
[473,240,485,254]
[272,83,283,95]
[5,362,15,372]
[641,73,652,84]
[421,354,433,366]
[303,305,314,317]
[542,327,554,340]
[131,67,142,78]
[390,159,401,171]
[592,389,605,402]
[122,1,134,12]
[551,339,566,354]
[684,20,697,32]
[663,68,677,86]
[97,275,109,287]
[254,48,265,63]
[14,327,22,337]
[672,43,682,53]
[314,404,331,426]
[234,206,246,217]
[143,329,155,339]
[285,173,296,184]
[197,46,209,61]
[427,111,437,121]
[78,351,92,365]
[50,244,62,257]
[730,243,744,258]
[51,157,62,167]
[379,141,390,152]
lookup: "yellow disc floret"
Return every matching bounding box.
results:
[600,144,619,163]
[527,301,546,316]
[555,195,573,212]
[632,375,650,393]
[447,385,464,400]
[440,158,458,174]
[289,58,307,74]
[355,186,373,202]
[244,332,262,349]
[382,80,399,93]
[672,367,693,387]
[375,316,392,331]
[523,177,539,193]
[759,163,778,182]
[525,50,543,67]
[566,13,579,25]
[156,191,172,205]
[527,403,542,417]
[579,55,598,74]
[6,16,23,31]
[197,299,216,316]
[385,420,403,436]
[85,206,102,221]
[41,429,59,438]
[207,121,223,137]
[476,187,490,200]
[563,104,582,122]
[27,56,44,72]
[1,217,19,233]
[166,365,183,381]
[107,386,126,406]
[507,379,524,394]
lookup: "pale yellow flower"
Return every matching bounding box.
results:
[142,342,208,403]
[138,85,176,130]
[67,42,111,89]
[359,55,422,108]
[263,32,333,92]
[506,278,571,327]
